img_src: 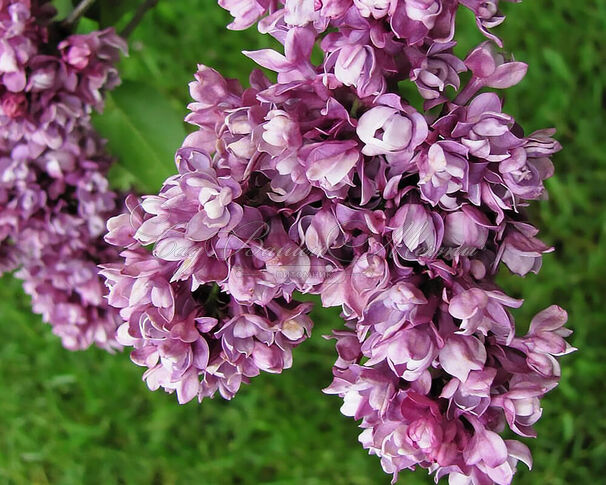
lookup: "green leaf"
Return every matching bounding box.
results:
[106,163,139,193]
[97,0,141,27]
[92,80,187,193]
[51,0,73,19]
[75,16,100,34]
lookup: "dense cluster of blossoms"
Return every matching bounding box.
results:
[102,0,574,483]
[0,1,127,350]
[101,195,314,403]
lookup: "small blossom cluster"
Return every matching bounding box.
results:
[100,150,316,402]
[103,0,573,483]
[0,1,127,350]
[325,287,573,484]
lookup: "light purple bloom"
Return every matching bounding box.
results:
[102,199,314,403]
[409,41,467,102]
[354,0,397,19]
[0,5,128,350]
[219,0,269,30]
[302,140,360,194]
[101,2,574,484]
[389,202,444,261]
[356,100,428,162]
[443,208,490,250]
[417,140,469,207]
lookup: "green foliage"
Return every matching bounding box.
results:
[92,81,187,193]
[0,0,604,484]
[86,0,142,29]
[116,0,279,101]
[51,0,73,19]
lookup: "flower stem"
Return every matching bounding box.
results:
[61,0,96,28]
[120,0,160,38]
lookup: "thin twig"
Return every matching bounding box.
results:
[61,0,97,28]
[120,0,159,38]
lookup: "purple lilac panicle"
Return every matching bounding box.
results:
[101,190,314,403]
[102,0,572,483]
[0,1,127,350]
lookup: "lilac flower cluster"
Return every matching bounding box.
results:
[102,0,573,483]
[100,150,315,402]
[0,1,127,350]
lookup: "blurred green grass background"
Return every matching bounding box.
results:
[1,1,605,483]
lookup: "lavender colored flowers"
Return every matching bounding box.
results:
[99,1,573,483]
[0,1,127,350]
